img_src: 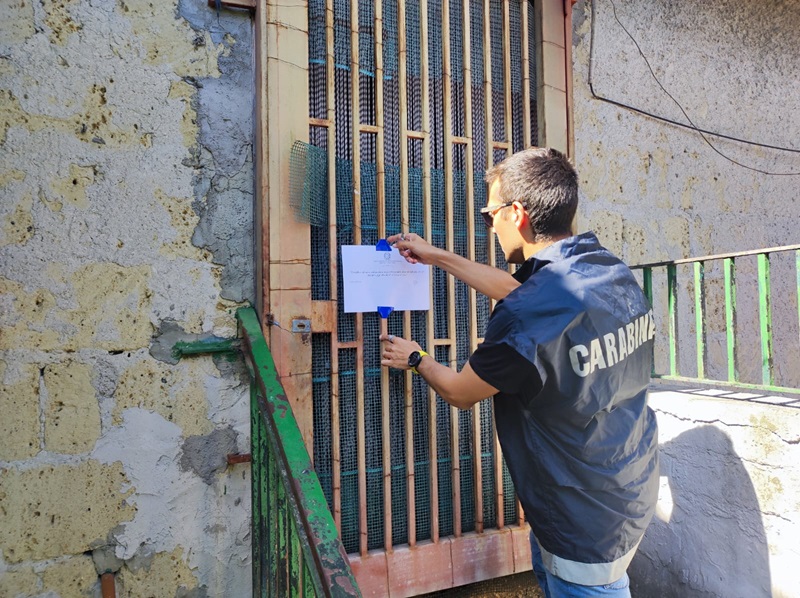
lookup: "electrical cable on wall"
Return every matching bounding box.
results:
[588,0,800,176]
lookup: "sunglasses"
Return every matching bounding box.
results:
[480,202,514,228]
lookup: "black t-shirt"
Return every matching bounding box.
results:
[470,340,542,396]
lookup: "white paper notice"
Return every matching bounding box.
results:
[341,245,431,313]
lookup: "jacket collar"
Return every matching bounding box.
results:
[513,232,601,283]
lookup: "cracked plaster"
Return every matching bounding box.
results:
[631,390,800,597]
[0,0,253,595]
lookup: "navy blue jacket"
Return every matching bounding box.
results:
[470,232,659,585]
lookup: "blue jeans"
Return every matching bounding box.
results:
[531,534,631,598]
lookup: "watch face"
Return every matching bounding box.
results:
[408,351,422,369]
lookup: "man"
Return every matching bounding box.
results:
[380,147,658,598]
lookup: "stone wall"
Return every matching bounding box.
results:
[1,0,255,595]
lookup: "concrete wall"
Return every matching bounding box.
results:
[571,0,800,390]
[640,389,800,598]
[1,0,255,595]
[572,1,800,596]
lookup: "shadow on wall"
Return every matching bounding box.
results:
[630,426,771,598]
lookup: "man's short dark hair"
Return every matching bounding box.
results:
[485,147,578,238]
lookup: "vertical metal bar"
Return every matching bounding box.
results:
[350,0,368,557]
[667,263,677,377]
[250,384,262,595]
[278,474,288,595]
[483,0,503,533]
[520,0,531,148]
[502,0,512,151]
[461,0,483,536]
[267,436,279,595]
[642,267,654,376]
[380,316,392,551]
[503,0,524,525]
[397,0,417,550]
[724,257,737,383]
[483,0,496,276]
[289,524,301,594]
[420,0,439,545]
[324,0,343,535]
[372,0,393,554]
[642,267,653,304]
[758,253,774,387]
[297,537,304,596]
[261,410,269,594]
[694,261,705,380]
[441,0,462,540]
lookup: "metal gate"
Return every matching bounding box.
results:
[298,0,548,593]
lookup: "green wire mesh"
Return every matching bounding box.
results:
[289,140,329,227]
[306,0,536,554]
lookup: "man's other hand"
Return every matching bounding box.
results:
[387,233,440,265]
[379,334,423,370]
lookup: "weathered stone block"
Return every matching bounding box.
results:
[44,360,101,454]
[0,565,39,597]
[0,262,153,353]
[116,547,200,598]
[66,263,153,351]
[41,554,98,598]
[1,192,34,247]
[0,361,40,460]
[117,0,223,78]
[0,0,35,45]
[114,357,213,437]
[0,461,135,563]
[0,278,60,351]
[49,164,96,210]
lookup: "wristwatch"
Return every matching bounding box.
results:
[408,350,429,375]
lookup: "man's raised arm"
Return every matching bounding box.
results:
[387,232,519,301]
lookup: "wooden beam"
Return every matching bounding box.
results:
[396,0,418,549]
[502,0,513,153]
[261,0,313,453]
[521,0,532,148]
[349,0,369,558]
[460,0,483,536]
[311,300,336,332]
[207,0,256,11]
[419,0,439,546]
[254,0,268,323]
[441,0,462,541]
[535,0,569,152]
[317,0,342,534]
[350,526,532,597]
[483,0,505,531]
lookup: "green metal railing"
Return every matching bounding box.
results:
[237,307,361,597]
[633,244,800,395]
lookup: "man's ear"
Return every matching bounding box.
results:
[512,201,529,231]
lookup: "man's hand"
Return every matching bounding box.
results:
[379,334,423,370]
[387,233,441,265]
[387,231,519,303]
[380,333,499,410]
